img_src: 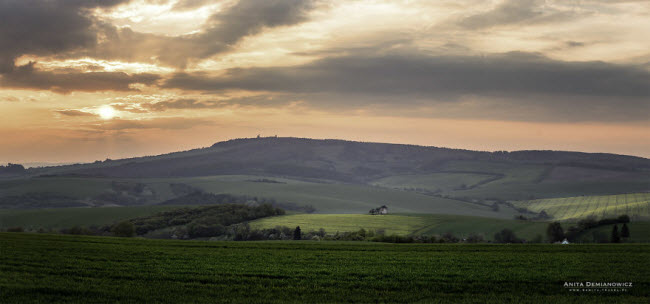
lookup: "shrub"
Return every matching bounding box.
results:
[112,221,135,237]
[617,215,630,223]
[7,226,23,232]
[465,233,485,243]
[611,225,620,243]
[293,226,301,240]
[621,223,630,239]
[61,226,93,235]
[530,235,543,243]
[441,232,459,243]
[494,229,522,243]
[546,222,564,243]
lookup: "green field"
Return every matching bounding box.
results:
[0,205,178,230]
[0,175,519,218]
[434,161,650,201]
[251,214,551,241]
[251,213,650,242]
[370,172,497,192]
[151,175,514,217]
[440,160,549,184]
[512,193,650,222]
[0,177,114,198]
[1,233,648,303]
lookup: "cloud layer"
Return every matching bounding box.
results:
[1,0,649,162]
[162,52,649,121]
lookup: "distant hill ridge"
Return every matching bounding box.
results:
[24,137,649,181]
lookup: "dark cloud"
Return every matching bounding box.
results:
[56,110,97,117]
[139,95,285,111]
[142,98,225,111]
[164,52,649,97]
[162,51,650,121]
[0,0,158,93]
[0,0,318,91]
[90,0,319,67]
[196,0,317,55]
[0,0,128,73]
[459,0,574,29]
[565,41,585,48]
[0,62,160,93]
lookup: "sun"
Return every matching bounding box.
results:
[98,105,117,120]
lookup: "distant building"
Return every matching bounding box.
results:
[379,205,388,215]
[369,205,388,215]
[561,238,570,244]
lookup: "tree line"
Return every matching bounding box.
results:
[546,215,631,243]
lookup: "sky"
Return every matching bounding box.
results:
[0,0,649,164]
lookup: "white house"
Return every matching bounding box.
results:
[379,205,388,215]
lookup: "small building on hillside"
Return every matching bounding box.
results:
[369,205,388,215]
[379,205,388,215]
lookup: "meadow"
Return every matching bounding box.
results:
[250,213,650,242]
[0,205,177,230]
[163,175,508,216]
[1,233,648,303]
[0,175,513,217]
[512,193,650,222]
[250,213,550,240]
[370,172,498,192]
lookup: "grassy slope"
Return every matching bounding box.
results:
[0,205,178,229]
[164,175,513,217]
[0,175,517,218]
[0,177,113,198]
[1,233,648,303]
[251,213,550,240]
[512,193,650,221]
[370,172,497,192]
[438,161,650,200]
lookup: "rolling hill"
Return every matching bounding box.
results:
[1,137,648,222]
[512,193,650,222]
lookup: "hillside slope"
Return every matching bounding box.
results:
[2,137,648,218]
[26,137,650,182]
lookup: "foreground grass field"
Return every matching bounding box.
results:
[512,193,650,221]
[1,233,648,303]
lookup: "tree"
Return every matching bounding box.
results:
[537,210,550,220]
[621,223,630,239]
[494,229,521,243]
[111,221,135,237]
[293,226,301,240]
[611,225,620,243]
[617,214,630,223]
[466,233,484,243]
[6,226,23,232]
[546,222,564,243]
[441,232,459,243]
[0,163,26,175]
